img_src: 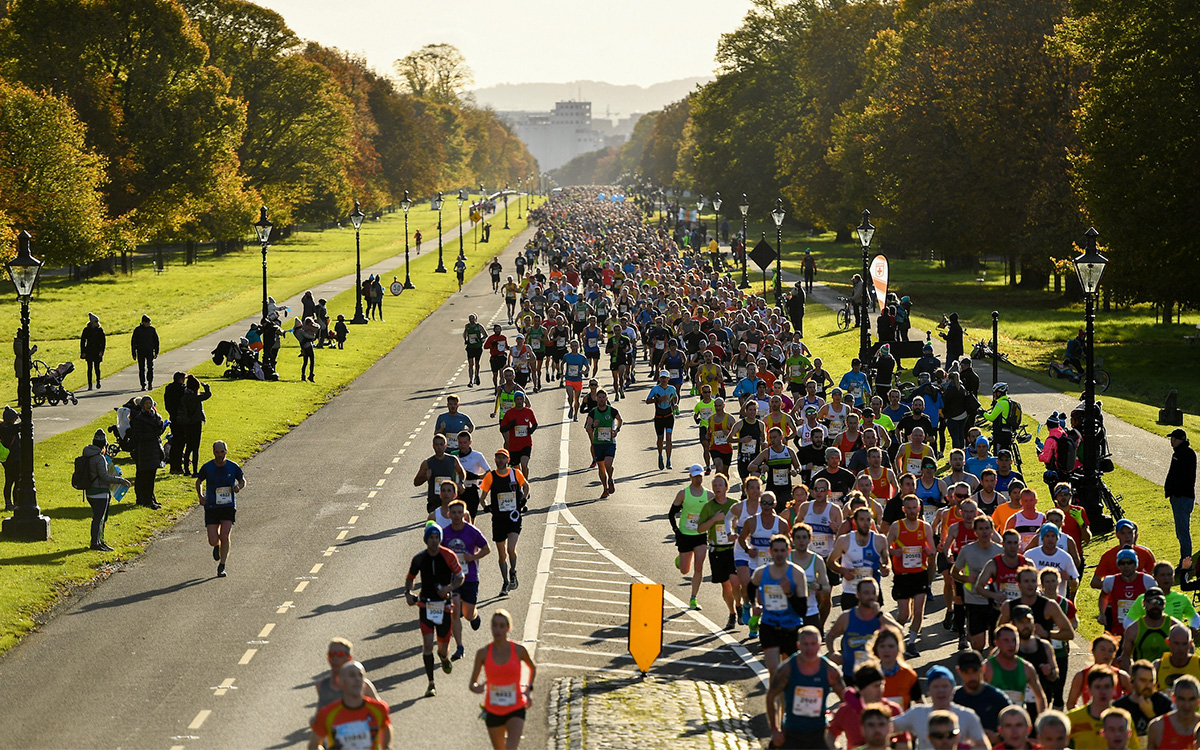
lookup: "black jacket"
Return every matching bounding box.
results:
[163,381,186,420]
[130,324,159,357]
[80,324,106,361]
[942,382,970,419]
[1166,439,1197,498]
[175,386,211,426]
[128,408,165,463]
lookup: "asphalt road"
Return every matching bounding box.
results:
[0,228,1088,750]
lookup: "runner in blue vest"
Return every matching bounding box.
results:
[825,578,903,681]
[752,534,810,677]
[766,626,845,749]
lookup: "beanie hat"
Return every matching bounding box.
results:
[93,428,106,446]
[424,522,443,542]
[88,312,99,324]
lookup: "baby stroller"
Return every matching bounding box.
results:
[106,399,172,468]
[30,360,78,406]
[212,339,264,380]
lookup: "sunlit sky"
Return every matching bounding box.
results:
[255,0,755,89]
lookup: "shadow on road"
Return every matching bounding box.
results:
[71,577,207,612]
[301,587,407,618]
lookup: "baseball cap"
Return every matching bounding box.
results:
[1011,604,1033,620]
[918,372,931,383]
[1116,549,1138,563]
[1169,428,1189,441]
[1145,587,1166,601]
[494,448,510,458]
[861,407,875,418]
[1115,519,1136,533]
[926,665,956,686]
[997,449,1012,458]
[689,464,705,477]
[659,370,670,378]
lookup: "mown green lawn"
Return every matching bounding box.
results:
[776,233,1200,437]
[0,201,542,653]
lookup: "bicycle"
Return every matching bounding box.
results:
[836,296,854,331]
[1048,357,1110,393]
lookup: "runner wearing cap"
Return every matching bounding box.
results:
[463,314,485,387]
[669,465,713,610]
[584,389,622,498]
[498,392,537,478]
[404,522,463,697]
[646,370,680,470]
[479,449,529,596]
[1121,587,1183,671]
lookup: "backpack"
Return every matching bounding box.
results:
[1054,430,1079,476]
[1004,398,1023,429]
[71,452,94,490]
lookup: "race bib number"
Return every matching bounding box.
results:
[749,343,758,353]
[791,686,822,717]
[902,546,922,569]
[713,431,728,446]
[790,365,804,378]
[557,337,567,347]
[567,365,581,377]
[489,684,517,707]
[496,342,506,352]
[697,407,713,422]
[684,512,699,532]
[852,566,873,583]
[763,584,787,612]
[773,468,790,486]
[905,458,922,475]
[575,310,586,321]
[1004,690,1024,706]
[1023,685,1036,704]
[214,486,233,506]
[741,442,757,456]
[655,340,665,350]
[716,524,733,545]
[811,532,833,556]
[1117,599,1134,624]
[1001,581,1020,599]
[456,552,467,568]
[587,338,598,349]
[668,369,680,380]
[426,600,446,624]
[514,425,528,438]
[468,335,480,345]
[922,508,938,527]
[331,719,373,750]
[596,427,612,442]
[498,491,517,513]
[434,476,453,492]
[737,367,748,380]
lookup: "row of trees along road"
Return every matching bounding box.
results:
[553,0,1198,319]
[0,0,536,271]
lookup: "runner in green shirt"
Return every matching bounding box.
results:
[670,466,713,610]
[584,390,622,499]
[693,384,717,474]
[697,473,741,629]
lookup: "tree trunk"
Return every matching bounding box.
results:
[1008,252,1018,287]
[1162,298,1175,323]
[834,228,851,243]
[1054,274,1061,294]
[186,240,196,265]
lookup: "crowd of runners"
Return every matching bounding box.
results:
[375,187,1199,750]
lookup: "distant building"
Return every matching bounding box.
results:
[499,101,611,171]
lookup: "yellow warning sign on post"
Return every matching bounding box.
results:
[628,583,663,673]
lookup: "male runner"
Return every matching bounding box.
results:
[463,314,485,387]
[479,448,529,596]
[440,500,490,661]
[646,370,680,470]
[886,494,937,657]
[195,440,246,578]
[498,392,537,478]
[669,464,712,610]
[584,389,622,498]
[404,523,463,697]
[752,534,810,677]
[562,340,589,421]
[413,434,465,513]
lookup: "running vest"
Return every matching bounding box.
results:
[737,419,763,463]
[868,468,894,501]
[426,455,458,506]
[893,519,930,574]
[679,485,709,536]
[709,414,733,453]
[841,607,882,677]
[1018,639,1052,709]
[749,514,786,570]
[803,502,836,558]
[1158,653,1200,691]
[765,412,793,439]
[496,387,518,420]
[950,520,978,555]
[483,642,528,715]
[792,553,821,616]
[590,407,617,444]
[988,655,1030,708]
[1010,511,1046,549]
[733,499,761,563]
[914,477,944,528]
[760,565,805,629]
[783,657,834,733]
[842,531,883,595]
[994,554,1028,601]
[764,447,795,494]
[824,402,850,438]
[663,352,685,383]
[1133,618,1174,662]
[1107,574,1152,634]
[485,469,522,518]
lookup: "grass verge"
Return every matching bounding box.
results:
[0,200,542,653]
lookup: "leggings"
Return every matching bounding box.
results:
[3,461,16,506]
[301,348,315,378]
[86,359,102,386]
[87,495,110,545]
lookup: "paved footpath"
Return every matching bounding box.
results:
[800,278,1171,486]
[27,212,492,443]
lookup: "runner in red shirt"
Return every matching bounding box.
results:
[499,392,537,478]
[311,661,392,750]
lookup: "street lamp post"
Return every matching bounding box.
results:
[517,177,523,219]
[738,194,750,289]
[254,206,273,320]
[771,198,786,300]
[712,192,723,272]
[856,209,876,363]
[457,188,467,261]
[401,191,414,289]
[349,201,367,324]
[434,191,446,273]
[1073,226,1110,524]
[2,231,50,541]
[503,183,510,230]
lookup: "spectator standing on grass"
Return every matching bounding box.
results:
[2,406,20,511]
[80,312,106,390]
[164,372,187,474]
[372,275,385,321]
[81,428,130,551]
[333,314,349,349]
[261,317,281,375]
[945,312,965,364]
[130,315,159,391]
[297,317,318,382]
[363,275,376,320]
[301,291,316,321]
[314,298,330,348]
[178,375,211,476]
[128,395,165,509]
[1166,428,1197,577]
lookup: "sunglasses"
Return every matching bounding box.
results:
[929,731,959,740]
[955,494,969,500]
[328,650,350,658]
[1118,560,1137,565]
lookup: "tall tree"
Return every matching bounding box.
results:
[1054,0,1200,317]
[394,43,473,106]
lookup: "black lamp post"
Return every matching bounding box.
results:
[434,192,446,273]
[254,206,273,320]
[856,209,876,363]
[2,231,50,540]
[457,188,467,260]
[517,177,523,219]
[349,201,367,324]
[771,198,786,300]
[503,183,510,230]
[1073,226,1110,523]
[712,192,723,271]
[738,193,750,289]
[401,191,414,289]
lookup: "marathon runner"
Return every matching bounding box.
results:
[479,448,529,596]
[404,523,463,697]
[647,370,680,470]
[584,390,622,498]
[463,314,485,387]
[669,465,713,610]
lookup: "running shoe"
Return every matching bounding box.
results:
[905,643,921,659]
[500,583,509,596]
[689,597,701,611]
[451,645,465,662]
[958,635,969,650]
[739,603,750,625]
[217,563,227,578]
[467,381,474,388]
[725,613,737,630]
[666,459,672,469]
[589,460,597,468]
[674,555,680,570]
[748,615,760,639]
[658,454,665,470]
[470,616,482,631]
[509,570,519,590]
[441,657,452,674]
[213,545,220,561]
[425,684,437,698]
[573,413,579,423]
[608,479,616,494]
[475,375,481,386]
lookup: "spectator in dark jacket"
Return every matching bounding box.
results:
[1166,429,1197,570]
[1,406,20,510]
[130,314,160,390]
[163,372,187,474]
[333,314,349,349]
[80,313,106,389]
[944,312,965,364]
[82,428,130,550]
[260,318,281,375]
[942,371,972,450]
[872,344,896,399]
[785,282,806,337]
[128,395,165,509]
[301,291,316,321]
[177,375,212,476]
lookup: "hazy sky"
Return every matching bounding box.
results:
[255,0,756,89]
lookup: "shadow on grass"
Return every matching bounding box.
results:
[0,546,88,566]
